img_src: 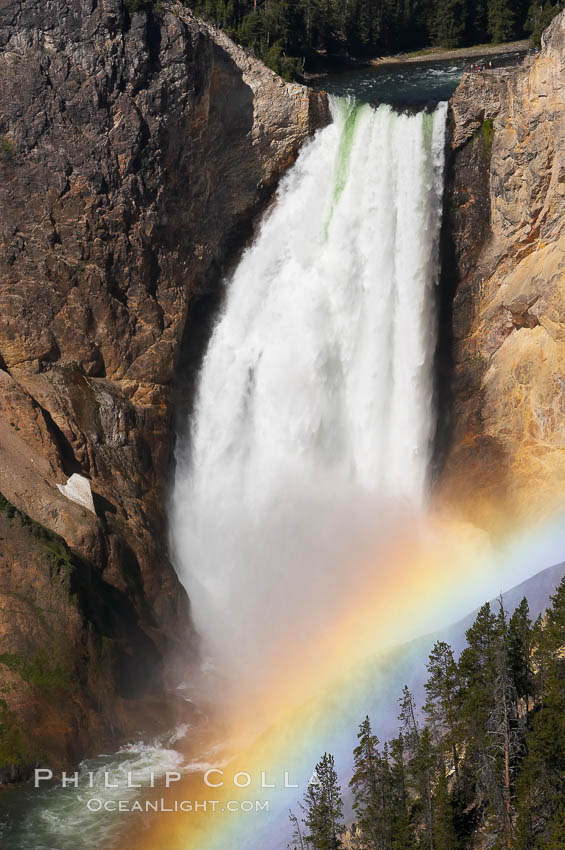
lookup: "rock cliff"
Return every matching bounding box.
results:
[0,0,328,769]
[439,15,565,528]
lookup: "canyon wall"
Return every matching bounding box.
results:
[440,15,565,528]
[0,0,328,770]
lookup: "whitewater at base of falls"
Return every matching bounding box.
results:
[171,98,448,684]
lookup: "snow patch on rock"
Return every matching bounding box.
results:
[56,474,96,514]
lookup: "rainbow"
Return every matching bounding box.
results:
[134,506,565,850]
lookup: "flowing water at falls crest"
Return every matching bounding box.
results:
[172,98,448,685]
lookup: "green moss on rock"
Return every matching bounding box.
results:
[0,491,77,571]
[480,118,494,154]
[0,138,13,156]
[0,651,72,693]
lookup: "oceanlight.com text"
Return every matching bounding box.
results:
[85,798,270,813]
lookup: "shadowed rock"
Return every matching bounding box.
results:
[0,0,329,770]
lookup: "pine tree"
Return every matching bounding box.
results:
[433,760,460,850]
[508,598,534,715]
[398,685,419,756]
[545,575,565,649]
[468,0,489,42]
[388,734,416,849]
[487,0,515,42]
[414,726,436,849]
[429,0,468,47]
[531,579,565,791]
[350,716,389,849]
[288,808,307,849]
[513,766,538,850]
[531,612,551,706]
[542,801,565,849]
[303,753,345,850]
[398,686,434,850]
[510,580,565,848]
[424,640,461,777]
[512,0,532,35]
[526,1,564,48]
[480,600,523,849]
[458,603,500,772]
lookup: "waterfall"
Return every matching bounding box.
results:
[171,98,448,682]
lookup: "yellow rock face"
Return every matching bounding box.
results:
[440,13,565,527]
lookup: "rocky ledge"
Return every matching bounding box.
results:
[0,0,329,771]
[438,12,565,528]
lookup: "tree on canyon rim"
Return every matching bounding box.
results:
[183,0,546,79]
[349,716,388,847]
[293,752,345,850]
[487,0,516,41]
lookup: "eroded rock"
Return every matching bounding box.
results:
[439,12,565,525]
[0,0,329,769]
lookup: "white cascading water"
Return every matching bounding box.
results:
[171,98,448,684]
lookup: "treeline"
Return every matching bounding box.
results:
[289,577,565,849]
[181,0,565,78]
